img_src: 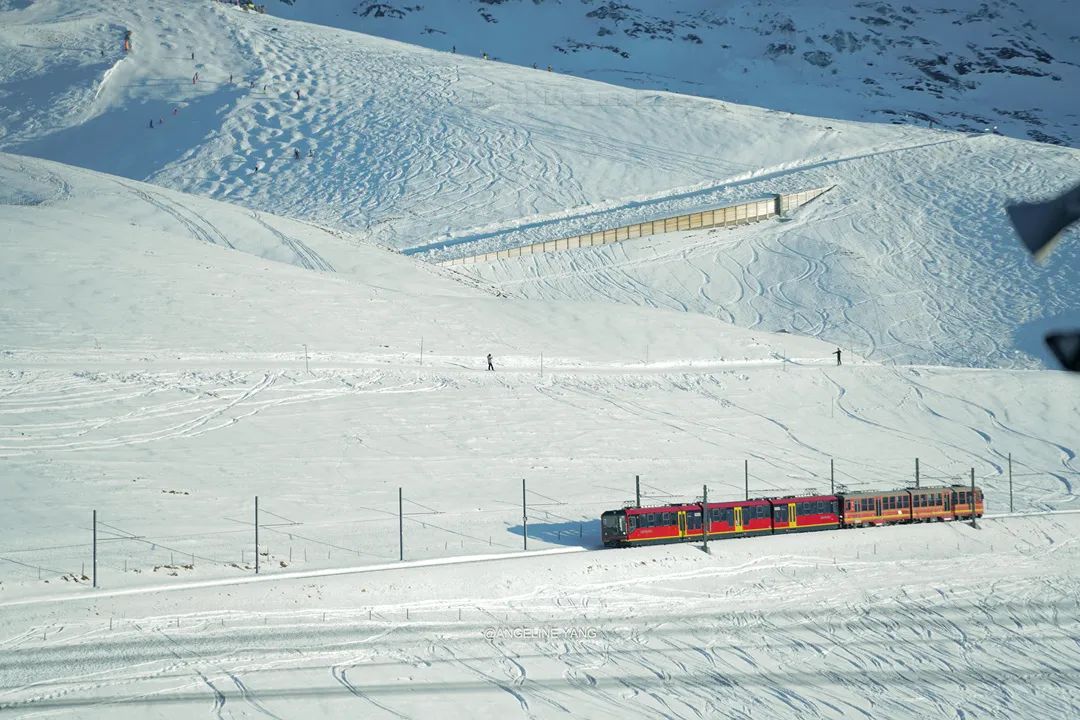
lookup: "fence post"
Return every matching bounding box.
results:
[970,468,977,528]
[1008,453,1013,513]
[255,496,259,575]
[702,485,709,553]
[92,510,97,589]
[522,478,528,551]
[398,488,404,561]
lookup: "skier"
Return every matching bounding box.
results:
[487,353,494,372]
[452,45,456,54]
[192,73,197,84]
[293,149,300,160]
[253,162,260,173]
[191,51,195,61]
[149,119,154,129]
[295,89,301,100]
[229,73,233,84]
[482,52,488,60]
[833,348,842,366]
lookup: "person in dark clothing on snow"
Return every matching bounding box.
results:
[295,90,301,100]
[834,348,842,366]
[487,354,494,371]
[293,149,300,160]
[149,119,154,129]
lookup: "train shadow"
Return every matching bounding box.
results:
[507,520,601,548]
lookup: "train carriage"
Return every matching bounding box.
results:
[842,490,912,527]
[770,494,841,533]
[601,485,984,548]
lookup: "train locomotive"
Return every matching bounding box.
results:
[600,485,984,547]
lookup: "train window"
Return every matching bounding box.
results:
[647,514,657,527]
[662,512,672,525]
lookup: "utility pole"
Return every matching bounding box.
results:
[92,510,97,589]
[970,468,977,528]
[398,487,404,561]
[635,475,641,508]
[915,457,920,489]
[702,485,709,553]
[830,459,834,495]
[522,478,528,551]
[254,496,259,575]
[1008,453,1013,513]
[744,459,749,501]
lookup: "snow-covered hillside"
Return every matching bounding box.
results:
[2,513,1079,718]
[1,3,1079,715]
[268,0,1080,147]
[1,0,1076,368]
[0,148,1078,718]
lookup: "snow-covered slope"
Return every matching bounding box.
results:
[1,153,1077,606]
[2,151,828,367]
[0,0,1075,368]
[457,134,1080,368]
[2,514,1079,718]
[268,0,1080,147]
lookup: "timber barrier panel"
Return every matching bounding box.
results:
[440,186,834,267]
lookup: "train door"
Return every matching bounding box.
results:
[734,507,743,532]
[874,497,882,518]
[677,511,687,538]
[787,502,797,529]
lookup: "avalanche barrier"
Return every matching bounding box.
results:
[440,186,833,267]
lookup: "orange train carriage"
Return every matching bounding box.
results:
[601,485,983,548]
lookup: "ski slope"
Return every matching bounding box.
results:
[1,0,1077,368]
[0,3,1078,715]
[1,153,1077,601]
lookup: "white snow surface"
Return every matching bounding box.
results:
[0,3,1079,717]
[267,0,1080,147]
[0,148,1079,718]
[0,0,1077,367]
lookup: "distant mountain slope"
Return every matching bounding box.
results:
[0,0,1075,369]
[268,0,1080,147]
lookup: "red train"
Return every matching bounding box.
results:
[600,485,984,547]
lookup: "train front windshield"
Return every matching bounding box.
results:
[601,512,625,536]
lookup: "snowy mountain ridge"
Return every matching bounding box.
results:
[269,0,1080,146]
